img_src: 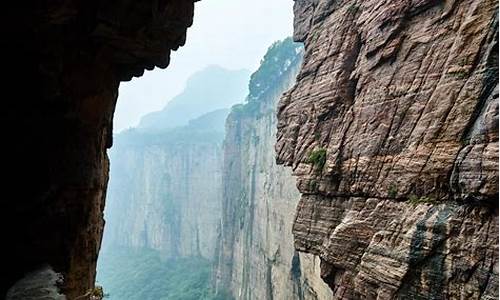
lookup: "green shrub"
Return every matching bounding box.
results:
[248,37,303,102]
[447,70,468,79]
[408,195,436,206]
[307,148,327,169]
[388,184,398,198]
[347,4,360,13]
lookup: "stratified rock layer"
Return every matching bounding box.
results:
[214,39,333,300]
[276,0,498,298]
[1,1,196,298]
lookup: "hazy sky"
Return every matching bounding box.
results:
[113,0,294,132]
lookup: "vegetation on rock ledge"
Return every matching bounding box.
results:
[308,148,327,169]
[230,37,303,118]
[408,195,436,206]
[248,37,303,102]
[388,183,398,198]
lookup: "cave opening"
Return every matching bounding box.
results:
[4,0,498,299]
[95,1,299,299]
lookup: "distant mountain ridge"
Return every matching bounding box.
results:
[113,108,229,148]
[138,65,250,130]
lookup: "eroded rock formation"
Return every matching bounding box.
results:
[2,1,196,298]
[277,0,499,298]
[214,38,333,300]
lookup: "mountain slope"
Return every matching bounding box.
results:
[139,66,250,130]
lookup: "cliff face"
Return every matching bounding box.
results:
[215,39,332,300]
[277,0,499,299]
[103,110,226,260]
[2,1,196,298]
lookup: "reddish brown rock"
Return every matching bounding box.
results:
[277,0,498,298]
[1,1,196,298]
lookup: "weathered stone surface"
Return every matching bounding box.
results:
[6,266,66,300]
[1,1,196,298]
[294,196,498,299]
[214,39,332,300]
[277,0,499,298]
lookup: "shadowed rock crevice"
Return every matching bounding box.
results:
[1,1,196,298]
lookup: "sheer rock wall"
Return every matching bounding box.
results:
[103,125,224,261]
[276,0,499,298]
[215,40,333,300]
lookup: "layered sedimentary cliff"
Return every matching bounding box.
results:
[214,38,332,300]
[103,109,227,260]
[2,1,196,298]
[277,0,499,299]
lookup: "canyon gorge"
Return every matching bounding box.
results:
[211,39,332,300]
[99,38,333,300]
[3,0,498,299]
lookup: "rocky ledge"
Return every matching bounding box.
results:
[1,0,196,298]
[277,0,498,298]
